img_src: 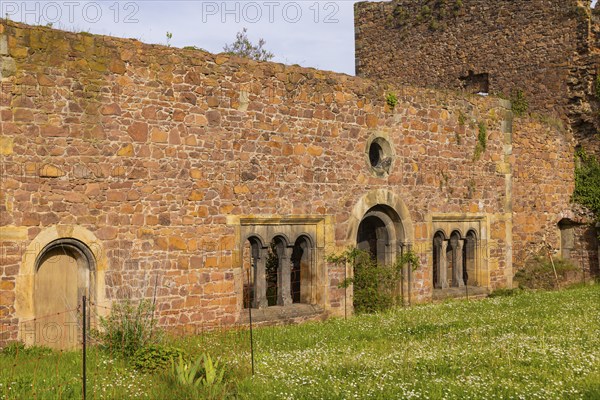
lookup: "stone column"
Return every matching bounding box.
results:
[453,240,464,287]
[278,246,293,306]
[253,250,268,309]
[440,240,449,289]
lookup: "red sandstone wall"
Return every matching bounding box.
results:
[0,21,514,340]
[354,0,586,116]
[511,118,575,269]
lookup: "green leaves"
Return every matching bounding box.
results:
[573,149,600,219]
[171,354,204,387]
[386,92,398,110]
[223,28,274,62]
[510,89,529,116]
[327,247,420,314]
[170,353,227,398]
[93,299,160,357]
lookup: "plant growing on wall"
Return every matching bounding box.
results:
[510,89,529,116]
[573,148,600,219]
[386,92,398,110]
[390,5,410,28]
[473,121,488,161]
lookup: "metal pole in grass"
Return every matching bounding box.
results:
[246,268,255,376]
[344,258,348,320]
[407,244,412,307]
[82,295,86,400]
[464,270,469,301]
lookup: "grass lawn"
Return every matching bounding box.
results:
[1,285,599,399]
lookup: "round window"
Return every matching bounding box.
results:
[366,136,393,176]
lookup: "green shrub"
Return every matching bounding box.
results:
[92,299,161,357]
[132,344,184,372]
[573,149,600,218]
[510,89,529,116]
[514,256,578,290]
[473,121,487,161]
[386,92,398,110]
[328,248,419,314]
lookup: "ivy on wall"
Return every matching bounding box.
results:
[573,149,600,219]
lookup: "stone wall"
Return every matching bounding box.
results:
[511,118,576,268]
[354,0,599,155]
[0,21,518,343]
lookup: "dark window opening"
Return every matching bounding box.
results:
[369,142,383,168]
[460,71,490,94]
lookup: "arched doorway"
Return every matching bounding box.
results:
[34,239,95,349]
[356,205,404,264]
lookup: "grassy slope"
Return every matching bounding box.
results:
[1,285,599,399]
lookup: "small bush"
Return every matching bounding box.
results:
[473,121,488,161]
[328,248,419,314]
[514,256,578,290]
[386,92,398,110]
[132,344,184,372]
[573,148,600,218]
[92,299,161,357]
[510,89,529,116]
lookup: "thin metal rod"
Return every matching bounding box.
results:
[247,268,255,376]
[82,295,86,400]
[344,259,348,320]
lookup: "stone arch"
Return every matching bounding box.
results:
[242,235,265,309]
[356,206,401,265]
[464,230,478,285]
[17,226,108,347]
[291,234,315,304]
[449,231,464,287]
[269,235,291,306]
[347,189,414,246]
[432,231,447,289]
[242,232,266,249]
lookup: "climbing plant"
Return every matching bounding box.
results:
[510,89,529,116]
[473,121,488,161]
[573,148,600,219]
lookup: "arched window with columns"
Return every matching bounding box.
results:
[433,231,447,289]
[464,230,478,286]
[243,236,267,309]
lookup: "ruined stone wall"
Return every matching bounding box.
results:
[1,21,513,343]
[354,0,600,156]
[355,0,588,114]
[511,118,576,270]
[356,0,597,276]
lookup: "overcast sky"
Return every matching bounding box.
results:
[3,1,597,76]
